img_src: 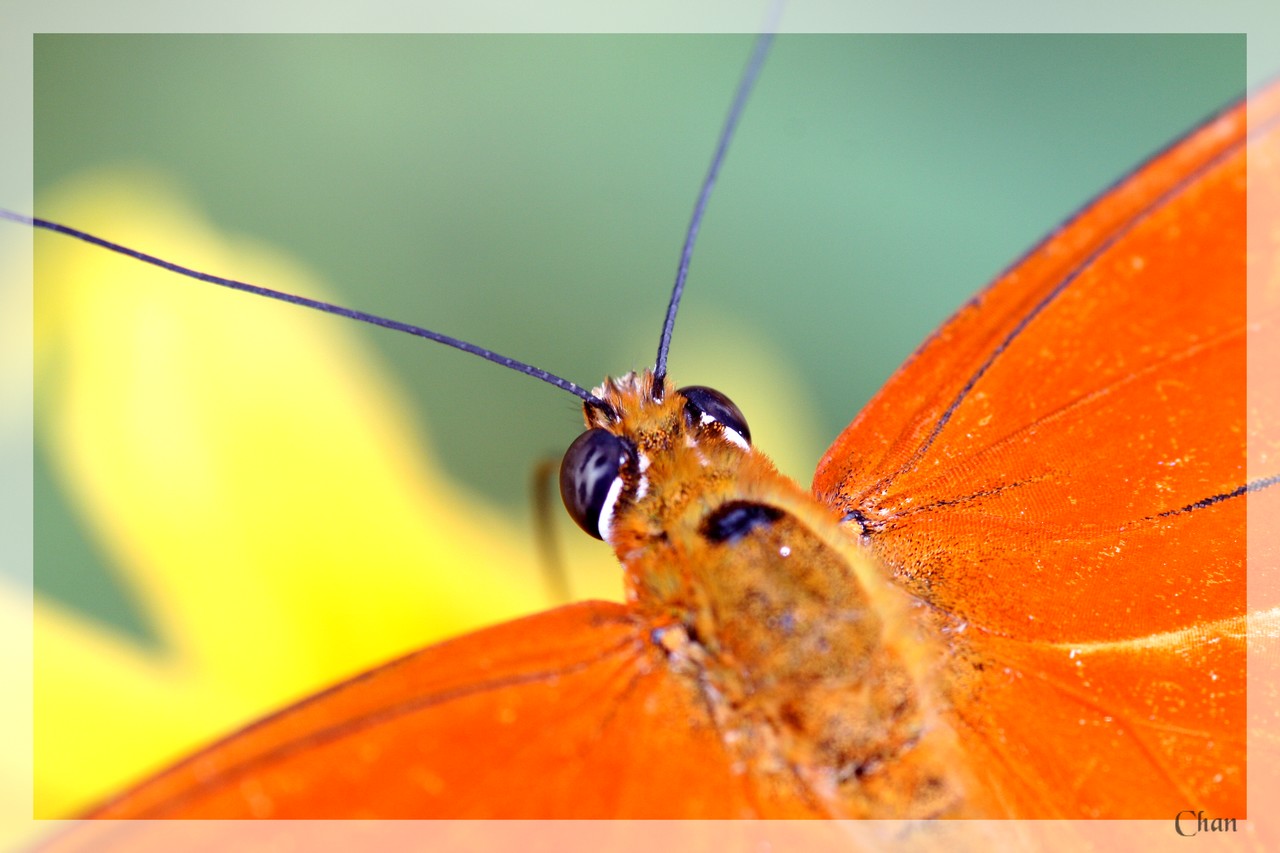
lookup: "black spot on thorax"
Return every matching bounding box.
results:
[701,501,784,544]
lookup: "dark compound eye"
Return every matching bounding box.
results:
[679,385,751,449]
[559,429,633,540]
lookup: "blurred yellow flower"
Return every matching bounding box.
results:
[28,170,823,819]
[32,171,593,818]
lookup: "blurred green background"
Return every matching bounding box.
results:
[34,34,1250,641]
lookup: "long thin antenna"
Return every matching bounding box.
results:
[651,25,779,395]
[3,208,603,405]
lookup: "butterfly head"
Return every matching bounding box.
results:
[558,371,756,543]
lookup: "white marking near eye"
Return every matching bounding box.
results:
[635,452,650,500]
[596,475,625,542]
[720,427,750,452]
[684,435,710,466]
[695,413,749,452]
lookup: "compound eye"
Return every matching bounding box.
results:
[559,429,632,540]
[678,385,751,449]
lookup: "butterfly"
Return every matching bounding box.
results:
[24,32,1279,838]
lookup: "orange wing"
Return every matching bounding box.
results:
[66,601,809,820]
[814,84,1280,818]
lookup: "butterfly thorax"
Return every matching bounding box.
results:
[582,372,982,817]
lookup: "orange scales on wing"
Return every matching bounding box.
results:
[813,80,1280,818]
